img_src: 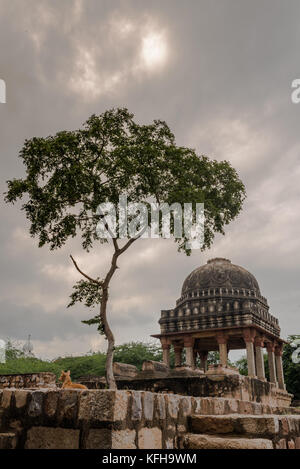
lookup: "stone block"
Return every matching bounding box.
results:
[131,391,142,420]
[177,424,186,434]
[85,429,111,449]
[25,427,79,449]
[286,416,300,433]
[226,399,239,414]
[2,390,13,409]
[112,429,136,449]
[191,416,236,434]
[165,438,174,449]
[44,391,59,418]
[198,398,214,415]
[9,420,23,434]
[212,398,226,415]
[193,397,202,415]
[191,415,280,437]
[206,364,239,376]
[138,427,162,449]
[156,394,166,420]
[114,391,129,421]
[113,362,138,378]
[143,392,154,420]
[166,394,180,419]
[238,400,254,414]
[276,438,287,449]
[142,361,169,373]
[78,390,115,422]
[57,390,79,424]
[294,437,300,449]
[182,433,273,449]
[180,397,192,417]
[287,439,295,449]
[279,417,290,436]
[0,432,17,449]
[252,403,263,415]
[262,405,272,414]
[237,415,279,436]
[15,390,28,409]
[28,391,44,418]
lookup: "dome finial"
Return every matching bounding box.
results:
[207,257,231,264]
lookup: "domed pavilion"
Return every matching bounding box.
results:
[152,258,286,390]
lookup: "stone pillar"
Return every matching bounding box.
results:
[184,337,195,368]
[199,351,208,372]
[162,346,171,367]
[275,344,285,390]
[243,328,256,377]
[216,332,228,367]
[193,350,198,368]
[266,342,277,385]
[160,338,171,368]
[254,336,266,380]
[174,345,183,368]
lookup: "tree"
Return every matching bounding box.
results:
[5,339,25,361]
[235,356,248,376]
[5,107,246,389]
[113,341,164,370]
[283,335,300,400]
[235,354,270,380]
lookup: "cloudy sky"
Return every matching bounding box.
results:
[0,0,299,361]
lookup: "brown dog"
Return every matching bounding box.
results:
[59,370,87,390]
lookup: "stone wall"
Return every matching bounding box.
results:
[0,388,300,449]
[0,373,57,390]
[79,372,293,408]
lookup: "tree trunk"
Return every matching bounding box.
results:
[100,286,117,390]
[71,238,137,390]
[100,238,136,389]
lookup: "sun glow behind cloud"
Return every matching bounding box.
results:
[68,18,169,99]
[141,32,168,69]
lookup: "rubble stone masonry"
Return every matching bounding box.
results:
[0,388,300,449]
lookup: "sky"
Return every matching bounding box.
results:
[0,0,299,361]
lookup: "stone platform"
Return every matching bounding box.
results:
[79,363,293,408]
[0,388,299,449]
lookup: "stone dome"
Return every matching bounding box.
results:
[181,258,261,296]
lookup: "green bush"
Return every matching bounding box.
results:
[53,353,106,380]
[113,341,163,370]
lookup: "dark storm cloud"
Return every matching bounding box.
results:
[0,0,300,357]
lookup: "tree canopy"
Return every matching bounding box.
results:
[5,108,245,252]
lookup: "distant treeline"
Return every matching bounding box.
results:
[0,337,299,400]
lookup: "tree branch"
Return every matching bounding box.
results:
[118,236,139,255]
[70,254,102,285]
[112,238,119,252]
